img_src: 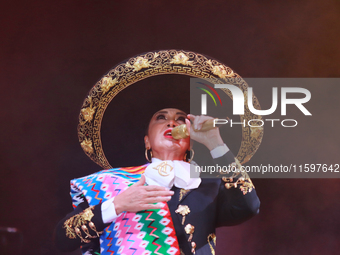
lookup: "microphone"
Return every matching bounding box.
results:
[171,119,217,139]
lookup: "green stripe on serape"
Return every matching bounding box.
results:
[138,209,170,254]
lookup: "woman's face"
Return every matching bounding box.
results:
[144,108,190,160]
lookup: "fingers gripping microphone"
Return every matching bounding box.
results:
[171,119,217,139]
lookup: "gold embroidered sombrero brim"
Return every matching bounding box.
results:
[77,50,263,169]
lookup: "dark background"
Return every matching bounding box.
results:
[1,0,340,254]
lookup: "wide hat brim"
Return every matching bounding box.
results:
[78,50,263,169]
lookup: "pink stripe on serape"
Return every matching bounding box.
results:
[102,175,145,254]
[115,213,145,255]
[101,175,130,199]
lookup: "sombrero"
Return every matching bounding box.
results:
[77,50,263,169]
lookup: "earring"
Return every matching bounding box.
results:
[145,148,153,163]
[185,149,194,163]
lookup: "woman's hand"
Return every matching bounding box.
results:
[114,175,174,214]
[186,114,224,151]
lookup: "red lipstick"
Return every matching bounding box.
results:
[163,128,173,138]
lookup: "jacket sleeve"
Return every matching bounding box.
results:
[213,152,260,227]
[54,198,110,252]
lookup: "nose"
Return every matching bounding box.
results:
[167,119,177,128]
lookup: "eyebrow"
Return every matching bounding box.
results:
[155,111,187,116]
[176,112,187,116]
